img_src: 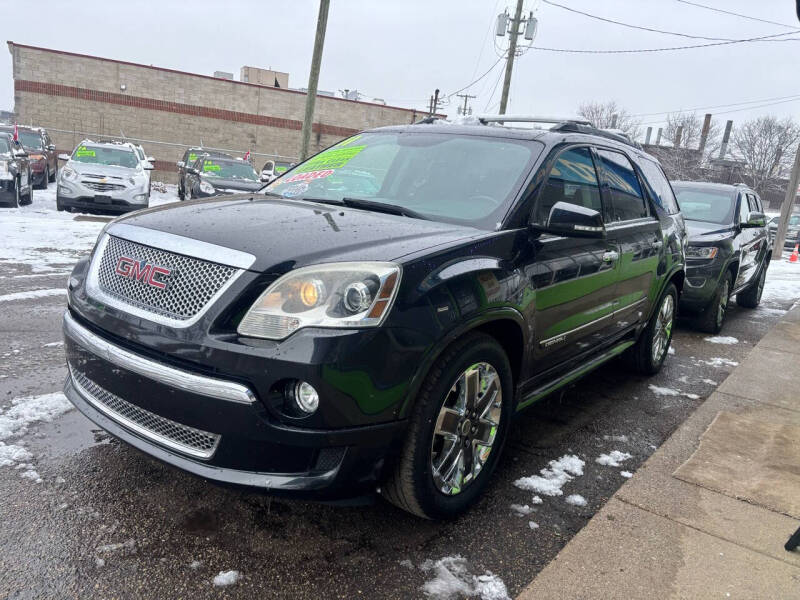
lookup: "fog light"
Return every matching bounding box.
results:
[293,381,319,414]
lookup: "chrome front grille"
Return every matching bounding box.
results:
[70,366,221,459]
[84,181,126,192]
[94,235,238,323]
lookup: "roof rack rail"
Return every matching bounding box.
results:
[476,114,592,126]
[551,121,642,150]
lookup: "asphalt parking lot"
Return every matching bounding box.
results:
[1,189,798,599]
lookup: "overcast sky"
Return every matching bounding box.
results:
[3,0,799,135]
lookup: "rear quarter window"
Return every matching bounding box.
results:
[638,159,680,215]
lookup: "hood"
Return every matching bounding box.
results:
[685,219,734,244]
[114,196,486,272]
[204,177,262,192]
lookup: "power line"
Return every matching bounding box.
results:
[631,93,800,118]
[640,97,800,125]
[675,0,797,30]
[542,0,737,41]
[532,30,800,54]
[484,64,506,111]
[446,53,507,99]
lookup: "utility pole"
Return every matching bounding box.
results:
[456,93,476,116]
[644,127,652,145]
[429,89,442,116]
[299,0,330,161]
[698,113,712,155]
[499,0,524,115]
[719,120,733,159]
[773,142,800,260]
[655,128,663,145]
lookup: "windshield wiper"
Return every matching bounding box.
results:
[340,197,428,220]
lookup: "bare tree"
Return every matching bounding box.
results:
[577,100,642,141]
[732,116,800,195]
[656,112,722,180]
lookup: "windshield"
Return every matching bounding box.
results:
[264,132,541,229]
[71,144,139,168]
[673,187,736,225]
[200,159,259,180]
[0,138,11,154]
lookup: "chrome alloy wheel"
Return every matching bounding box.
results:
[430,362,502,496]
[652,294,675,363]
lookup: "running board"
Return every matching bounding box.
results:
[516,340,635,411]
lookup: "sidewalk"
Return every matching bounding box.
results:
[518,304,800,599]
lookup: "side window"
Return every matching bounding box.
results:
[534,146,603,226]
[595,149,648,222]
[737,194,750,224]
[746,193,759,213]
[639,159,680,214]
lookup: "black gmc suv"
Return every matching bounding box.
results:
[63,118,686,518]
[672,181,770,333]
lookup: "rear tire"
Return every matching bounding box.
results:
[627,283,677,375]
[381,333,512,519]
[736,262,767,308]
[698,271,731,334]
[38,167,49,189]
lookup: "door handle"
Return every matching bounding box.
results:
[602,250,620,263]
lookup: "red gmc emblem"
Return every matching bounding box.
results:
[114,256,172,289]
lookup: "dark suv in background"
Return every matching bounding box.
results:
[176,147,232,200]
[672,181,770,333]
[0,125,57,188]
[183,155,262,199]
[63,117,685,519]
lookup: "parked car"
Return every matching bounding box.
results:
[0,133,33,207]
[183,155,262,199]
[176,147,232,200]
[0,125,57,189]
[56,140,153,213]
[767,212,800,250]
[126,143,154,197]
[62,117,685,519]
[259,159,294,183]
[672,181,770,333]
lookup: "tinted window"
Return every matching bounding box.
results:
[595,149,648,221]
[639,159,680,214]
[673,186,737,224]
[0,138,10,154]
[533,147,602,225]
[738,194,750,224]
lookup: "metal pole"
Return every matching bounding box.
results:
[655,128,663,145]
[773,143,800,260]
[674,125,683,147]
[299,0,330,161]
[499,0,524,115]
[719,120,733,159]
[698,113,712,154]
[610,113,618,129]
[644,127,652,145]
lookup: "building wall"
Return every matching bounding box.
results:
[8,43,429,182]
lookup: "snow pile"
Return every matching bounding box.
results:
[595,450,632,467]
[761,258,800,306]
[213,570,242,587]
[510,504,534,516]
[668,346,675,355]
[702,357,738,368]
[0,392,74,441]
[513,454,585,497]
[565,494,587,507]
[648,385,681,397]
[0,443,32,467]
[530,495,543,505]
[0,289,66,303]
[19,469,42,483]
[620,471,633,479]
[528,521,539,530]
[701,378,717,385]
[420,556,509,600]
[704,336,738,345]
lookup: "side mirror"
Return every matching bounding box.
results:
[176,161,185,169]
[187,167,198,175]
[47,144,56,151]
[143,162,154,171]
[146,156,155,162]
[532,201,606,238]
[742,211,766,228]
[58,153,70,161]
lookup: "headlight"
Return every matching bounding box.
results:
[686,246,718,259]
[61,166,77,181]
[238,262,401,340]
[199,181,215,194]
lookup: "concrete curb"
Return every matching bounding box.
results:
[517,305,800,599]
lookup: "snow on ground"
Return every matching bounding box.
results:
[620,471,633,479]
[420,556,509,600]
[213,570,242,587]
[595,450,632,467]
[528,521,539,530]
[510,504,534,517]
[0,392,74,441]
[603,434,628,443]
[702,357,739,368]
[704,336,738,345]
[565,494,587,507]
[762,258,800,307]
[513,454,585,497]
[0,183,179,274]
[96,539,136,554]
[648,385,681,397]
[0,289,67,303]
[701,378,717,385]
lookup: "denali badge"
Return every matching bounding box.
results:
[114,256,172,289]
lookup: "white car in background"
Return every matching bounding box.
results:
[127,143,155,196]
[56,140,153,213]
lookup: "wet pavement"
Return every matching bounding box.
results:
[0,255,794,600]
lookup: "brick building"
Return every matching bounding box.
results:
[8,42,429,182]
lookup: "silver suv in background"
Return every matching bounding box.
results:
[56,140,153,213]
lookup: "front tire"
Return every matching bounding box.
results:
[49,163,57,182]
[38,167,49,189]
[627,283,677,375]
[382,333,512,519]
[736,262,767,308]
[698,271,731,333]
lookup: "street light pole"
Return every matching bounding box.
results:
[299,0,330,161]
